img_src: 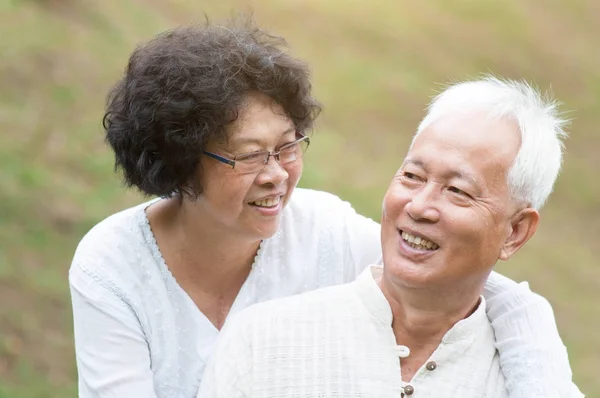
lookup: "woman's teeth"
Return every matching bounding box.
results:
[250,197,281,208]
[401,231,439,250]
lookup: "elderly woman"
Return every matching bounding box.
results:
[69,16,574,398]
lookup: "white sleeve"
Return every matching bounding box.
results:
[484,271,582,398]
[70,264,157,398]
[342,203,382,279]
[197,317,250,398]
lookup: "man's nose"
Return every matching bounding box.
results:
[405,184,441,223]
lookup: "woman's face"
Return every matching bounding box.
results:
[195,92,303,241]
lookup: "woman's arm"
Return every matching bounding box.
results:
[70,264,157,397]
[340,203,383,279]
[484,271,583,398]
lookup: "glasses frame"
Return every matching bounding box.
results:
[202,134,310,171]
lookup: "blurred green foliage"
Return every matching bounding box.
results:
[0,0,598,396]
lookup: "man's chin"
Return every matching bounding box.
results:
[383,256,439,287]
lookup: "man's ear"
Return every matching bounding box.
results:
[499,208,540,261]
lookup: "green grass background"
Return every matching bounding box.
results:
[0,0,598,396]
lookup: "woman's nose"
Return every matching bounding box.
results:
[257,156,289,185]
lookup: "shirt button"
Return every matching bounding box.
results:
[396,345,411,358]
[404,385,415,395]
[426,360,437,371]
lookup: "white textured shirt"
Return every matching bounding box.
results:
[69,188,582,398]
[198,265,508,398]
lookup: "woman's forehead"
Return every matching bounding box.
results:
[229,127,296,146]
[226,111,294,143]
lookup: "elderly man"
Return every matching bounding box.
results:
[197,77,583,397]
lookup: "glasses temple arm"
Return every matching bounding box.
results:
[202,151,236,167]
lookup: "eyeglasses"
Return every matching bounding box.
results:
[202,134,310,174]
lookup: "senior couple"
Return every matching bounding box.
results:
[70,16,583,398]
[197,78,581,397]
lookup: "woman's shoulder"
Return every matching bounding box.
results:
[69,199,160,287]
[284,188,377,233]
[289,187,346,202]
[75,199,155,251]
[287,188,355,217]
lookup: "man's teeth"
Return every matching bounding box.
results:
[401,231,439,250]
[250,197,281,208]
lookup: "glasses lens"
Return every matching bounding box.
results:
[279,137,310,164]
[234,151,269,173]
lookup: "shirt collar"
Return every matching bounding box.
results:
[353,265,489,343]
[353,264,393,324]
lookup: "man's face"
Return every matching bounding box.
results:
[381,111,524,290]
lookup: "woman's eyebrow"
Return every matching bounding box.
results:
[230,128,296,147]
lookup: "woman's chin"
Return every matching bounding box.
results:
[250,218,281,241]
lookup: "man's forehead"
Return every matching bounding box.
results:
[413,112,520,159]
[406,110,520,185]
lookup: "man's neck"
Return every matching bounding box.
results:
[378,273,484,381]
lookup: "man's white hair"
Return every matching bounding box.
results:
[413,75,569,210]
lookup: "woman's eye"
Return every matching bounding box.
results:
[278,142,297,153]
[237,152,265,162]
[279,138,299,151]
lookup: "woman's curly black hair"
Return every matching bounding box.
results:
[103,15,322,198]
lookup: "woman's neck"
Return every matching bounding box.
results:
[149,196,261,292]
[146,196,263,330]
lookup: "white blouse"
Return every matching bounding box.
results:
[69,188,582,398]
[198,265,508,398]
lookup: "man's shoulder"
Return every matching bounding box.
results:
[227,282,359,331]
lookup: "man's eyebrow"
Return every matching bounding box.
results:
[403,159,425,169]
[446,170,479,187]
[403,158,481,189]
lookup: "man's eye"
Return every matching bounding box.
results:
[403,172,418,179]
[448,186,469,196]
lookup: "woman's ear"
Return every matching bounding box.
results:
[499,208,540,261]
